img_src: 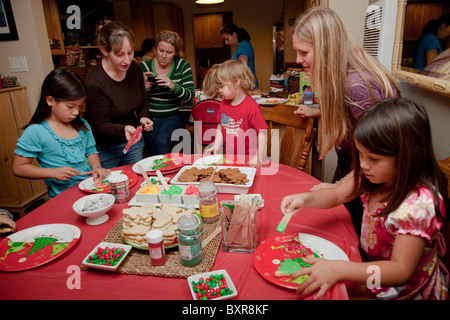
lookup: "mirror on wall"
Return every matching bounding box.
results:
[392,0,450,97]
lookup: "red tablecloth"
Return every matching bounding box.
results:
[0,162,361,300]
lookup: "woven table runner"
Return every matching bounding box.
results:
[98,214,222,278]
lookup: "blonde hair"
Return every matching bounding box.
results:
[202,64,220,99]
[156,30,184,59]
[96,20,136,53]
[294,7,399,159]
[216,59,255,92]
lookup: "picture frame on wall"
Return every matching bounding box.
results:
[0,0,19,41]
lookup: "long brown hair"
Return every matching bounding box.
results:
[353,98,447,222]
[293,7,399,159]
[27,67,87,131]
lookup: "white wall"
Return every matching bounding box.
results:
[0,0,53,113]
[166,0,283,91]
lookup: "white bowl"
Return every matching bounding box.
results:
[187,269,237,300]
[73,193,115,225]
[81,242,131,271]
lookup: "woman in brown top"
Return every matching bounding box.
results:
[84,21,153,168]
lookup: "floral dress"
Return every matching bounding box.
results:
[360,186,448,300]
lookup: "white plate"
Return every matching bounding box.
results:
[170,165,256,194]
[297,233,349,261]
[8,224,80,243]
[78,170,137,193]
[256,98,288,106]
[251,95,261,100]
[81,242,131,271]
[192,154,223,166]
[131,154,184,174]
[187,269,238,300]
[0,224,81,272]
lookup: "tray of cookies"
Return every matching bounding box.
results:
[121,203,202,249]
[170,166,256,194]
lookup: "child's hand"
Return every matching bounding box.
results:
[54,167,79,181]
[92,168,110,182]
[280,194,305,215]
[204,145,218,156]
[291,257,341,300]
[249,155,262,168]
[0,215,16,231]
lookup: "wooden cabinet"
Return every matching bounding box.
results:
[113,0,155,49]
[283,0,303,64]
[0,87,48,217]
[404,2,445,41]
[152,2,185,41]
[193,14,224,49]
[42,0,66,55]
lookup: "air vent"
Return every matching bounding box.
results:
[363,4,383,59]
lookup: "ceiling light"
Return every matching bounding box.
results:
[196,0,224,4]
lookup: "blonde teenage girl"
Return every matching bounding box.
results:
[281,98,448,300]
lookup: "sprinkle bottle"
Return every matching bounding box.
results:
[198,181,219,223]
[145,229,166,266]
[177,215,203,266]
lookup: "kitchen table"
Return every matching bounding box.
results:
[0,161,361,301]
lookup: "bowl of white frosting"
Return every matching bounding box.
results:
[73,193,115,225]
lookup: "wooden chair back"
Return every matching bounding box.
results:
[191,99,220,152]
[262,104,317,171]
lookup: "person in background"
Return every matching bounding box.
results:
[281,98,448,300]
[221,23,258,89]
[204,60,267,167]
[291,7,400,238]
[201,64,221,101]
[412,13,450,71]
[140,38,156,62]
[84,21,153,169]
[13,68,110,199]
[140,30,195,156]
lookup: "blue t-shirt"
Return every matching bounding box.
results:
[232,40,258,88]
[412,33,442,70]
[15,118,98,198]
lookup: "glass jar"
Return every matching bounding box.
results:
[198,181,219,223]
[177,215,203,267]
[108,175,129,203]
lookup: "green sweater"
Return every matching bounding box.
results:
[140,58,195,117]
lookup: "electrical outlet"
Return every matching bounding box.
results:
[8,56,28,72]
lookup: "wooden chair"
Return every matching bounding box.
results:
[261,104,317,171]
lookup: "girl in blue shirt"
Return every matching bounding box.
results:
[221,23,258,89]
[13,68,110,198]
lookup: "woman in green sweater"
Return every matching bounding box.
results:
[140,30,195,156]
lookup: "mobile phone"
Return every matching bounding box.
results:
[147,75,156,83]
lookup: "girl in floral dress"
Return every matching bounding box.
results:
[281,97,448,300]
